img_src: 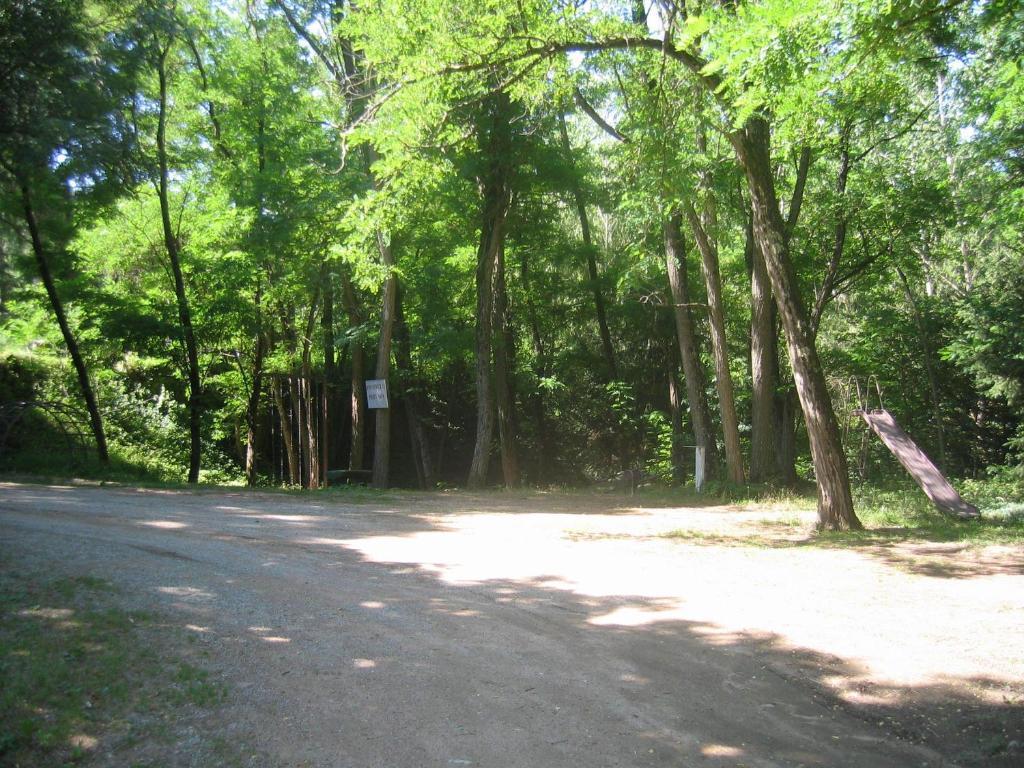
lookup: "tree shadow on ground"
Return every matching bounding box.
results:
[4,483,1022,767]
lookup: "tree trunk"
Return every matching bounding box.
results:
[748,220,777,482]
[751,149,809,483]
[467,94,513,489]
[492,240,520,487]
[18,181,109,464]
[669,366,684,485]
[467,214,498,489]
[685,203,744,483]
[775,385,799,485]
[155,47,202,484]
[301,289,321,488]
[395,286,435,488]
[244,321,266,486]
[371,232,397,488]
[322,273,337,471]
[273,377,299,485]
[732,118,859,530]
[663,213,719,477]
[291,373,305,486]
[558,113,617,380]
[340,271,365,471]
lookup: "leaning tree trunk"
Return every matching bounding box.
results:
[155,48,202,484]
[371,232,397,488]
[733,118,859,530]
[663,213,720,477]
[18,181,109,464]
[492,240,520,487]
[685,203,744,483]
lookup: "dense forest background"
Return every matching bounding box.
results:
[1,0,1021,529]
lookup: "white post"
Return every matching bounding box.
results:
[694,445,705,492]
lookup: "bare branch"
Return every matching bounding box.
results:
[573,87,629,143]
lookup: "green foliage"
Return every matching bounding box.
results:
[0,0,1020,491]
[0,354,44,401]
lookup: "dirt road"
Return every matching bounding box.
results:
[2,483,1020,767]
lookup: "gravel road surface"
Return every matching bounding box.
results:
[1,483,985,767]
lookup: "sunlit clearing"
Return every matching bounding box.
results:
[138,520,189,529]
[185,624,210,633]
[335,508,1024,693]
[700,744,742,757]
[353,658,376,669]
[69,734,98,750]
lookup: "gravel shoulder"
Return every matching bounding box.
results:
[2,482,1021,767]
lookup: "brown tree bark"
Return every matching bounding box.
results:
[18,181,109,464]
[492,240,520,487]
[668,366,684,485]
[748,219,776,482]
[273,376,299,485]
[663,213,719,477]
[154,42,202,484]
[750,149,809,483]
[467,94,513,489]
[290,373,305,486]
[394,285,435,488]
[467,212,499,489]
[558,113,617,380]
[732,118,859,530]
[322,272,337,472]
[685,203,744,483]
[340,271,366,471]
[244,306,266,486]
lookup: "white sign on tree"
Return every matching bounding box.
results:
[365,379,389,409]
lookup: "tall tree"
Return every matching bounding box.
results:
[149,18,204,484]
[0,0,131,464]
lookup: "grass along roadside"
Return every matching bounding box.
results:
[0,564,248,767]
[649,477,1024,548]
